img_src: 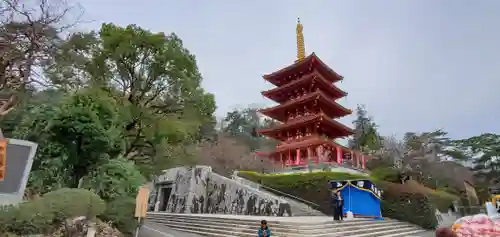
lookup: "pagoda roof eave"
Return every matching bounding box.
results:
[263,53,343,85]
[275,136,351,152]
[261,73,347,102]
[258,91,352,121]
[257,113,354,138]
[259,136,367,158]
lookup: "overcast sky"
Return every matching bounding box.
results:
[78,0,500,140]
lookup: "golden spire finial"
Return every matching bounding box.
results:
[296,17,306,62]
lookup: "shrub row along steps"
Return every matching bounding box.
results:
[146,213,428,237]
[232,174,325,216]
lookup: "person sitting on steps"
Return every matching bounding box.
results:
[258,220,271,237]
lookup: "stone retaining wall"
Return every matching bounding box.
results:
[162,166,292,216]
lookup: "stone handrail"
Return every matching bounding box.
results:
[233,171,321,209]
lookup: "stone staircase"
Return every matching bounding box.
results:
[146,213,428,237]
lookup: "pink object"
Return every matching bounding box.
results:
[454,214,500,237]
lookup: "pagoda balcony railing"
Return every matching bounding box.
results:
[283,156,361,168]
[277,135,315,147]
[282,160,368,174]
[287,88,341,107]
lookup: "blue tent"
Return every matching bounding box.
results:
[330,180,382,218]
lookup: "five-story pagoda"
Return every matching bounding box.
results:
[257,19,367,170]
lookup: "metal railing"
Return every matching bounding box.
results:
[233,173,322,211]
[258,183,321,209]
[232,171,324,215]
[455,205,486,216]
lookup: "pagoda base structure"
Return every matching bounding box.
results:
[257,136,366,171]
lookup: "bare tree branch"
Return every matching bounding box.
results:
[0,0,84,117]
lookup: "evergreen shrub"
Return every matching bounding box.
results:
[370,167,400,183]
[0,188,105,235]
[0,201,55,235]
[376,180,438,229]
[42,188,106,222]
[100,196,137,236]
[370,168,459,212]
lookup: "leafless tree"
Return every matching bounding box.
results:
[0,0,83,117]
[194,133,280,176]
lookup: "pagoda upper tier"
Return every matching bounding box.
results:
[263,53,343,87]
[258,113,353,141]
[259,90,351,123]
[262,71,347,104]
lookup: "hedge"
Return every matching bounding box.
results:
[0,188,106,236]
[42,188,106,222]
[370,167,400,183]
[238,171,368,215]
[238,171,446,229]
[370,168,459,212]
[100,197,137,236]
[375,180,438,229]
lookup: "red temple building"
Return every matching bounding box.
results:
[257,19,367,170]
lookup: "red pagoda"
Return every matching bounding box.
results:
[257,19,367,170]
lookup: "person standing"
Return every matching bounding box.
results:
[331,191,339,221]
[336,191,344,221]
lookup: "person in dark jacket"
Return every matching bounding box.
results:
[258,220,271,237]
[332,190,344,221]
[336,191,344,221]
[331,191,338,221]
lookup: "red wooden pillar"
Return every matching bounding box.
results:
[296,148,301,165]
[354,153,360,168]
[336,146,342,164]
[350,151,354,166]
[352,152,357,167]
[280,153,284,169]
[307,146,313,163]
[287,149,291,166]
[361,155,366,169]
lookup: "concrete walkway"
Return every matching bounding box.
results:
[140,221,202,237]
[405,230,435,237]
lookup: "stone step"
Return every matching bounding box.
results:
[165,225,427,237]
[348,227,425,237]
[148,218,409,235]
[146,213,428,237]
[148,213,395,228]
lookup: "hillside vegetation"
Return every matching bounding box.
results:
[239,170,459,229]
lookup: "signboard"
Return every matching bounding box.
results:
[135,186,150,218]
[0,139,6,181]
[0,139,37,206]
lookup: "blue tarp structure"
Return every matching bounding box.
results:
[330,180,382,218]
